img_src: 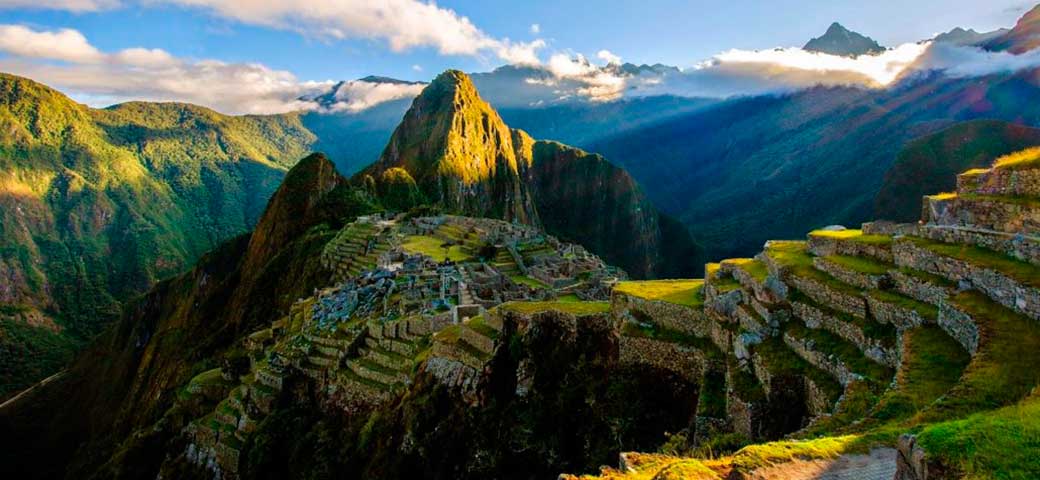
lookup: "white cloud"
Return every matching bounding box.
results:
[411,64,423,72]
[910,41,1040,78]
[0,24,332,114]
[157,0,546,63]
[530,23,540,34]
[597,49,621,65]
[321,80,426,113]
[0,25,104,63]
[0,0,119,11]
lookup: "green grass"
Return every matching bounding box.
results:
[621,322,722,360]
[867,290,939,322]
[917,291,1040,423]
[456,337,491,362]
[500,300,610,316]
[917,394,1040,479]
[710,276,743,294]
[993,146,1040,170]
[963,193,1040,208]
[697,368,728,418]
[908,237,1040,289]
[614,279,706,307]
[355,357,404,376]
[728,360,767,404]
[753,337,843,404]
[557,293,582,302]
[764,241,814,271]
[510,275,549,289]
[809,229,893,246]
[823,255,891,276]
[465,316,499,339]
[339,367,393,391]
[722,258,769,282]
[189,368,229,386]
[729,435,860,473]
[401,235,471,262]
[870,326,970,423]
[785,321,895,384]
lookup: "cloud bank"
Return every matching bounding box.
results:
[310,79,427,113]
[513,41,1040,104]
[0,24,332,114]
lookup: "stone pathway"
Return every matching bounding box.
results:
[748,448,896,480]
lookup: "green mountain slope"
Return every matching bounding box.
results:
[874,119,1040,221]
[0,154,376,479]
[0,73,315,399]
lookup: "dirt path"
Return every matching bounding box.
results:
[748,448,897,480]
[0,370,66,410]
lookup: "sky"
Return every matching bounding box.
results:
[0,0,1034,113]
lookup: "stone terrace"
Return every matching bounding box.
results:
[564,157,1040,480]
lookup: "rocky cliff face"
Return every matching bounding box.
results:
[362,70,540,225]
[526,141,702,279]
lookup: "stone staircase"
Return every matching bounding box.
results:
[321,221,393,282]
[564,157,1040,480]
[493,249,521,277]
[334,316,447,406]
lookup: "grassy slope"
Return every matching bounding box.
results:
[0,73,316,399]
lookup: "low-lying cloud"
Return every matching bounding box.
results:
[315,80,427,113]
[516,40,1040,104]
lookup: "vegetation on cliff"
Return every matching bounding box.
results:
[0,73,318,399]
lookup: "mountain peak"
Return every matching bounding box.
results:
[363,69,539,224]
[934,26,1010,46]
[983,4,1040,53]
[804,22,886,57]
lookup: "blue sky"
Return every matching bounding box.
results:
[0,0,1029,81]
[0,0,1033,113]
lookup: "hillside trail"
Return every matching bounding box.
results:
[747,448,897,480]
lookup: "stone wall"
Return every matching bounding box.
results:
[783,333,860,387]
[889,270,950,306]
[893,239,1040,321]
[788,275,867,319]
[808,235,894,263]
[813,256,888,290]
[705,288,743,317]
[862,221,921,237]
[459,324,496,354]
[792,301,899,368]
[618,336,707,381]
[958,166,1040,198]
[611,292,712,337]
[865,295,928,330]
[921,224,1040,267]
[938,302,979,355]
[926,195,1040,236]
